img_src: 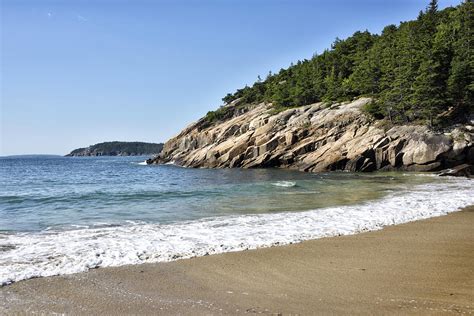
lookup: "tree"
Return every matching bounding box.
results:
[447,0,474,120]
[428,0,438,14]
[216,1,471,127]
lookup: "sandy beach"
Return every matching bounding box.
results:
[1,207,473,315]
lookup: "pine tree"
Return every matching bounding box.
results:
[216,1,471,126]
[413,58,445,125]
[447,0,474,119]
[428,0,438,14]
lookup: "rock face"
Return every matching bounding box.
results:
[438,164,474,177]
[149,98,473,172]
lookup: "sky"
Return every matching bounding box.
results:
[1,0,461,155]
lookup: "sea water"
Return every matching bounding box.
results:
[1,155,473,285]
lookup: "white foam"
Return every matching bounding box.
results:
[131,161,148,165]
[0,177,472,286]
[272,181,296,187]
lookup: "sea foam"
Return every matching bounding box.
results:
[272,181,297,187]
[0,177,472,286]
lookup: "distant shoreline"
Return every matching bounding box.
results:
[65,141,163,157]
[2,206,473,314]
[0,154,152,158]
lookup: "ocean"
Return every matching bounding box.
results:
[1,155,473,285]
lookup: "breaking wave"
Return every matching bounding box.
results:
[1,177,472,286]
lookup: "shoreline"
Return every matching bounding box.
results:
[1,206,473,315]
[2,174,472,286]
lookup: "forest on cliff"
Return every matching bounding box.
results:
[211,0,472,127]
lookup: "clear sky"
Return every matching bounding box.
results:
[1,0,461,155]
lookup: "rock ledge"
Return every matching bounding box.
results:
[149,98,473,172]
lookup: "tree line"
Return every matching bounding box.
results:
[217,0,472,127]
[67,142,164,156]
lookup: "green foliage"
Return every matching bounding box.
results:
[68,142,163,156]
[362,101,385,120]
[219,0,472,126]
[205,107,230,123]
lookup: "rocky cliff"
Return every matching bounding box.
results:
[148,98,473,173]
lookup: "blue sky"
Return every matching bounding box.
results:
[1,0,461,155]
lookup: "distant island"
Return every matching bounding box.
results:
[66,141,163,157]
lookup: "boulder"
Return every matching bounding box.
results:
[402,135,452,166]
[438,164,473,177]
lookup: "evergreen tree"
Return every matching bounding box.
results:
[447,0,474,120]
[215,1,472,126]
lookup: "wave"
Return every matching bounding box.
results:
[130,160,148,165]
[0,188,226,207]
[0,178,473,286]
[163,161,186,168]
[271,181,297,187]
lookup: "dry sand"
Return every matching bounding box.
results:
[1,207,473,315]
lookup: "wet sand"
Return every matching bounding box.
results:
[1,207,473,315]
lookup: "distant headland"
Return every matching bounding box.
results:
[66,141,163,157]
